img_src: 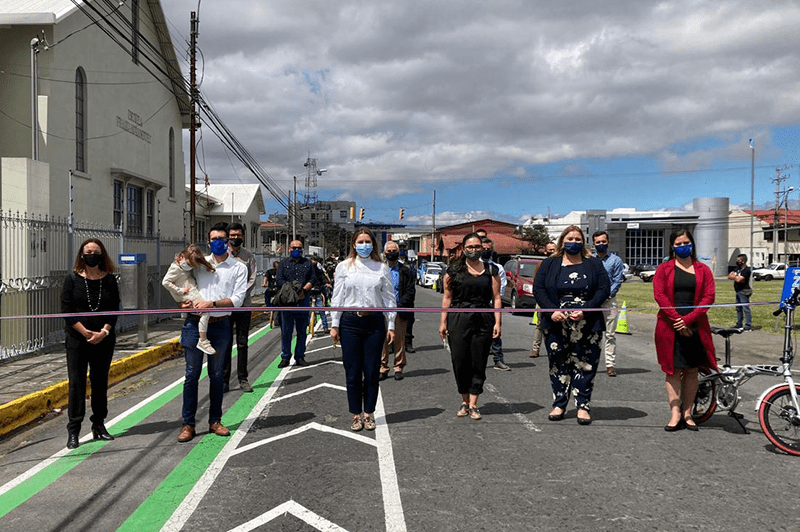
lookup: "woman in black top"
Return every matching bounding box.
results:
[60,238,120,449]
[533,225,610,425]
[439,233,502,420]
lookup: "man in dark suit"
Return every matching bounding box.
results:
[380,240,416,380]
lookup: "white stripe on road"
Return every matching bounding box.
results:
[267,383,347,403]
[231,422,378,456]
[228,500,348,532]
[484,383,542,432]
[374,392,408,532]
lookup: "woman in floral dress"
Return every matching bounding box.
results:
[533,225,610,425]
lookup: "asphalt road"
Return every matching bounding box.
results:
[1,288,799,531]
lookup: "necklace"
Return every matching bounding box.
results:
[84,275,102,312]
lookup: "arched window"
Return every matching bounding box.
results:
[75,67,86,172]
[169,127,175,197]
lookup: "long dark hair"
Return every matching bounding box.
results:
[346,227,382,264]
[446,232,483,293]
[73,238,115,273]
[668,229,697,260]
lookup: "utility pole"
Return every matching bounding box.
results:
[189,11,198,243]
[292,176,297,240]
[431,190,436,261]
[772,165,792,262]
[30,37,40,160]
[749,139,754,264]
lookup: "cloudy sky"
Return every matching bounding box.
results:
[159,1,800,226]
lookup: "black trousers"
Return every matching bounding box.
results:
[446,312,493,395]
[405,313,415,346]
[224,311,252,385]
[66,335,114,434]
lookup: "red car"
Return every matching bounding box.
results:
[501,255,545,310]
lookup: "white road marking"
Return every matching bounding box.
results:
[484,383,542,432]
[288,359,343,370]
[268,383,347,403]
[304,344,338,355]
[231,422,377,456]
[373,392,408,532]
[227,500,348,532]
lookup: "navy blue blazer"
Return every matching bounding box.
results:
[532,255,611,333]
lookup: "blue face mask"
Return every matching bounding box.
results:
[595,244,608,254]
[355,243,373,258]
[209,238,227,256]
[674,244,693,259]
[399,249,407,257]
[563,242,583,256]
[290,249,303,259]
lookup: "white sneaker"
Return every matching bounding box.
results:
[197,338,216,355]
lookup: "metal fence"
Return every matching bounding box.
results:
[0,210,186,360]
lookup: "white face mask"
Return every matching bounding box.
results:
[179,261,193,271]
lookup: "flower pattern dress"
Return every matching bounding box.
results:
[544,262,603,410]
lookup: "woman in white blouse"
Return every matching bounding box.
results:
[330,228,396,431]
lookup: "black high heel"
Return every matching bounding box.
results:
[67,433,80,449]
[92,425,115,441]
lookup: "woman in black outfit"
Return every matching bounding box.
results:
[439,233,502,420]
[533,225,610,425]
[60,238,120,449]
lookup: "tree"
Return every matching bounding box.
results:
[516,223,551,253]
[323,224,352,257]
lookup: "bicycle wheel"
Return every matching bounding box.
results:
[758,384,800,456]
[692,374,717,424]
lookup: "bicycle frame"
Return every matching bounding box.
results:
[755,301,800,415]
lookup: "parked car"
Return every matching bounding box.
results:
[622,262,633,282]
[501,255,545,309]
[629,263,657,277]
[422,263,444,288]
[753,262,787,281]
[638,264,657,282]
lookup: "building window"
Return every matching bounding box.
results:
[146,189,155,236]
[132,0,140,64]
[75,68,86,172]
[127,184,143,235]
[625,229,664,266]
[113,180,124,228]
[340,210,348,219]
[169,128,175,198]
[195,219,206,245]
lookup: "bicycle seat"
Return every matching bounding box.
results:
[710,326,744,338]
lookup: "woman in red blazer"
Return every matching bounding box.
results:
[653,230,717,432]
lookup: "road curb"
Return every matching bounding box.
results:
[0,338,182,438]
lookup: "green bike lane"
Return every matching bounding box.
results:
[0,323,293,531]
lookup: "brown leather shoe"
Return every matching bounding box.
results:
[606,366,617,377]
[177,424,195,442]
[209,422,230,437]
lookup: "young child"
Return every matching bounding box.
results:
[162,245,217,354]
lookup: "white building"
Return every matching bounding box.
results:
[192,184,266,248]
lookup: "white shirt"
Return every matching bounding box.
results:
[330,257,397,329]
[195,254,249,317]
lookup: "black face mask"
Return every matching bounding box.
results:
[83,254,103,268]
[385,251,400,261]
[229,238,243,248]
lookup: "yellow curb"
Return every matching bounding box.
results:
[0,338,182,438]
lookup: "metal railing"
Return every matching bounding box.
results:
[0,210,186,360]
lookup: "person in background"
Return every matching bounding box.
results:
[592,230,625,377]
[729,253,752,331]
[177,222,248,443]
[653,229,717,431]
[380,240,416,381]
[162,245,217,354]
[330,228,396,431]
[397,240,417,353]
[262,260,279,307]
[533,225,610,426]
[61,238,121,449]
[276,239,318,368]
[481,237,510,371]
[223,222,257,393]
[439,233,502,421]
[310,256,331,334]
[530,241,556,358]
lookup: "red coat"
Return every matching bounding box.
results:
[653,259,717,375]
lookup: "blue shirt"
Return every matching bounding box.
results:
[596,252,624,298]
[389,261,401,303]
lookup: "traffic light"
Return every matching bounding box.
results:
[349,206,355,219]
[399,208,404,220]
[359,207,365,220]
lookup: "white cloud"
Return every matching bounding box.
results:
[160,0,800,203]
